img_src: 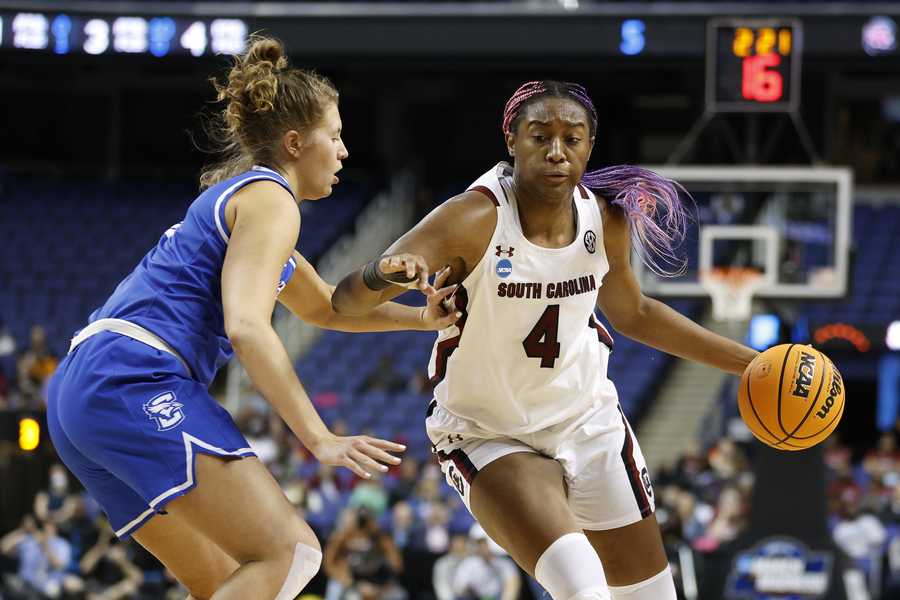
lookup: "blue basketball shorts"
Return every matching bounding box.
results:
[47,331,256,538]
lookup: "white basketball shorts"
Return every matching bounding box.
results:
[426,400,655,531]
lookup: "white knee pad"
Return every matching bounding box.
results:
[608,566,676,600]
[274,543,322,600]
[534,533,611,600]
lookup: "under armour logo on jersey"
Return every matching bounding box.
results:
[584,230,597,254]
[143,391,185,431]
[495,245,515,257]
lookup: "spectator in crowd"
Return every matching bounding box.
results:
[389,501,422,552]
[886,513,900,598]
[0,317,15,361]
[662,484,712,544]
[324,507,405,600]
[16,325,58,405]
[389,458,421,507]
[78,520,143,599]
[349,473,390,518]
[362,354,406,393]
[452,525,520,600]
[238,406,279,465]
[311,464,352,502]
[0,317,14,407]
[880,480,900,526]
[707,438,749,484]
[863,432,900,485]
[832,487,887,562]
[422,500,450,555]
[410,467,445,519]
[64,495,104,561]
[0,515,82,599]
[433,534,470,600]
[828,459,863,517]
[406,371,431,395]
[33,464,78,527]
[692,485,749,553]
[824,435,852,473]
[669,440,714,492]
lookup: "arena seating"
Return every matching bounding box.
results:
[0,176,372,355]
[803,204,900,325]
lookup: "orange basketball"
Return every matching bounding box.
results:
[738,344,845,451]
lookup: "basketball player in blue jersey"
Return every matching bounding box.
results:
[46,37,458,600]
[332,81,759,600]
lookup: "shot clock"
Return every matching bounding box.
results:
[707,18,802,112]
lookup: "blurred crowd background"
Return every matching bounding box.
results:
[3,0,900,598]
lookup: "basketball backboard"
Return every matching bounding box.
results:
[634,166,853,301]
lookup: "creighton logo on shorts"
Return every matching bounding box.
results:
[143,391,185,431]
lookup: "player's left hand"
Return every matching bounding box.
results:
[421,266,462,330]
[310,433,405,480]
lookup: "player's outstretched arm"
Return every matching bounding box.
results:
[331,191,498,315]
[596,202,757,375]
[222,183,403,478]
[278,252,461,332]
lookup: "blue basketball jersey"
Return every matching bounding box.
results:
[87,166,298,385]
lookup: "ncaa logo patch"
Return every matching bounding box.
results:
[584,230,597,254]
[496,259,513,278]
[143,391,185,431]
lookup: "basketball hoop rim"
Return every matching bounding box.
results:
[699,267,767,286]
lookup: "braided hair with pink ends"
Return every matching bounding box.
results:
[502,80,689,277]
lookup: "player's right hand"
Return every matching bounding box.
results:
[378,253,434,294]
[310,433,405,479]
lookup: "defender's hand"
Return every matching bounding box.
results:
[310,434,405,479]
[379,254,434,294]
[421,266,462,330]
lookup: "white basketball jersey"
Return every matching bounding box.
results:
[428,162,619,436]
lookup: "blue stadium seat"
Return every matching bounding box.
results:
[0,176,373,353]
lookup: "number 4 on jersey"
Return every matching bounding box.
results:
[523,305,561,368]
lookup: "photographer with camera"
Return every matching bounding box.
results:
[324,507,406,600]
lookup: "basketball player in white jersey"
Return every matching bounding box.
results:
[332,81,758,600]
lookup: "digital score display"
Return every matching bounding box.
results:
[0,11,248,57]
[707,19,802,112]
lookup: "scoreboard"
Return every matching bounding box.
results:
[0,11,248,57]
[707,19,803,112]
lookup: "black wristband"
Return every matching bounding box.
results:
[361,257,418,291]
[362,259,392,291]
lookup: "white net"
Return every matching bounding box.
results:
[700,267,767,322]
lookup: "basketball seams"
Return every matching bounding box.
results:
[790,358,844,440]
[793,392,845,446]
[774,344,796,439]
[775,348,827,446]
[744,357,804,448]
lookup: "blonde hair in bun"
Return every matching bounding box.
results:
[200,35,338,188]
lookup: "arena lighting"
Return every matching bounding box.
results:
[887,321,900,351]
[747,314,780,350]
[813,322,872,353]
[19,417,40,451]
[862,16,897,56]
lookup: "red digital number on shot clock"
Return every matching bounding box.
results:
[742,53,783,103]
